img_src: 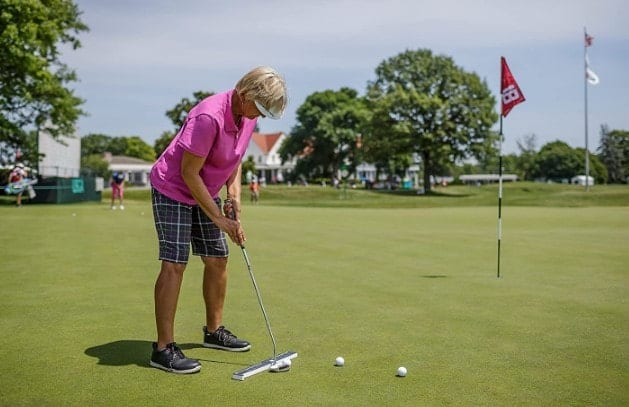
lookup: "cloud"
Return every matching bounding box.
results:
[64,0,629,152]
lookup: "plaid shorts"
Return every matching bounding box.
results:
[151,188,228,264]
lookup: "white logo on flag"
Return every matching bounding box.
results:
[502,84,521,104]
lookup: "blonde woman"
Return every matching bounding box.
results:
[149,67,287,373]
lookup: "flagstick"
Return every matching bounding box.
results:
[497,115,503,278]
[583,27,591,191]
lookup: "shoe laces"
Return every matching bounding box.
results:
[166,342,185,360]
[214,326,237,344]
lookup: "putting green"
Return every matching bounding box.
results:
[0,202,627,406]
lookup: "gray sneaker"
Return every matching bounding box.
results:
[203,326,251,352]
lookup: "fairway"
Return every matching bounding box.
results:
[1,201,627,406]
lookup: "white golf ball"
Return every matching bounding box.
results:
[284,359,292,368]
[397,366,407,377]
[335,356,345,367]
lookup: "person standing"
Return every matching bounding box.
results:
[249,180,260,204]
[148,66,287,374]
[8,163,27,207]
[110,172,125,210]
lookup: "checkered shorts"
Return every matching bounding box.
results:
[151,188,228,264]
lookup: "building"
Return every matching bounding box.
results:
[246,132,295,184]
[459,174,518,184]
[39,132,80,177]
[104,153,154,186]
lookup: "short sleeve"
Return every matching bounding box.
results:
[176,114,218,158]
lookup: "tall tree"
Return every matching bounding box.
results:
[279,88,370,180]
[532,140,606,183]
[532,141,581,181]
[598,125,628,183]
[81,133,155,161]
[120,136,156,162]
[81,133,112,156]
[366,49,498,193]
[514,133,538,181]
[0,0,88,154]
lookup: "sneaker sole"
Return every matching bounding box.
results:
[202,343,251,352]
[149,360,201,374]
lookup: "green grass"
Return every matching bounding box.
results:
[93,182,629,208]
[1,186,628,406]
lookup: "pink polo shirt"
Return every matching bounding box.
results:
[150,89,257,205]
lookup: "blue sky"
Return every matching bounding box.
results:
[63,0,629,154]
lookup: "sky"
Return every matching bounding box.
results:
[62,0,629,155]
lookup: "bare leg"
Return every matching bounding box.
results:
[202,256,228,331]
[154,261,186,349]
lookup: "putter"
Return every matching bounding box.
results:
[229,215,297,380]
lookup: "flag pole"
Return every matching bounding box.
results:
[497,115,503,278]
[583,27,590,191]
[498,56,525,279]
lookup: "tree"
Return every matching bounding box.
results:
[241,155,256,183]
[80,153,109,178]
[1,0,88,151]
[121,136,155,162]
[81,133,155,161]
[575,147,607,184]
[531,140,606,183]
[279,88,370,180]
[515,134,538,180]
[598,125,628,183]
[532,141,581,181]
[366,49,498,193]
[81,133,112,156]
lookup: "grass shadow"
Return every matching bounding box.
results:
[420,275,448,278]
[85,340,249,368]
[85,340,153,368]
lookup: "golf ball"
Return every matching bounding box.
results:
[397,366,407,377]
[335,356,345,366]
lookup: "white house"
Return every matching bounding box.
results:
[104,153,154,186]
[245,132,295,184]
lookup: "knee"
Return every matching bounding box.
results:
[161,261,186,275]
[202,257,228,273]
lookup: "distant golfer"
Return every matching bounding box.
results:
[110,172,125,210]
[249,180,260,204]
[149,66,287,374]
[7,163,27,207]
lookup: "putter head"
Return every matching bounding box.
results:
[269,358,291,373]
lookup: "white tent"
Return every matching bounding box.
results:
[571,175,595,186]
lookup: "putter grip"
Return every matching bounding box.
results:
[225,199,245,248]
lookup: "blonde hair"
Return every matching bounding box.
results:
[235,66,287,118]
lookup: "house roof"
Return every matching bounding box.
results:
[252,132,283,154]
[108,155,155,165]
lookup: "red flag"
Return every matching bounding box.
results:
[585,32,593,47]
[500,57,525,117]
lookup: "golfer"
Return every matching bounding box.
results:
[110,171,125,210]
[148,66,287,374]
[8,163,27,207]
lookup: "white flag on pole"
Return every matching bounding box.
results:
[585,55,600,85]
